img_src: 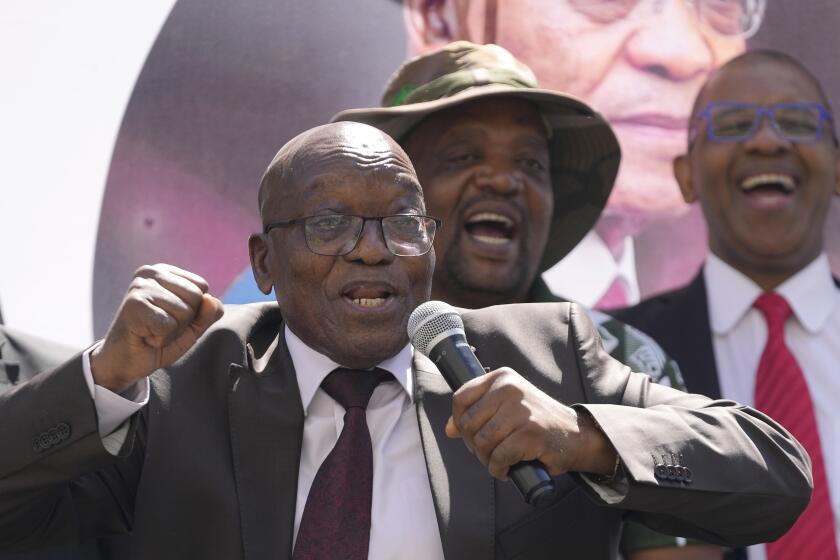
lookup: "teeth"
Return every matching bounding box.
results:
[741,173,795,192]
[352,297,386,308]
[471,235,510,245]
[466,212,514,227]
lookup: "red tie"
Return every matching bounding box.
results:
[753,292,838,560]
[293,368,392,560]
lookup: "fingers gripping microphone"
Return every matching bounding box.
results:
[408,301,556,507]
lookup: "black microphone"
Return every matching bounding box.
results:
[407,301,556,507]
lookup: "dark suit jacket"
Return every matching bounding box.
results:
[0,302,812,559]
[0,327,120,560]
[611,273,723,399]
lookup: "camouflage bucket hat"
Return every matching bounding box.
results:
[331,41,621,271]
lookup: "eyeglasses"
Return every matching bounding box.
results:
[567,0,766,38]
[263,214,442,257]
[690,102,835,144]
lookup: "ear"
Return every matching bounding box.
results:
[404,0,461,55]
[248,234,275,295]
[673,154,698,204]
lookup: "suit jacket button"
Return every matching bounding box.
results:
[683,467,693,484]
[37,432,52,450]
[47,430,59,445]
[55,422,71,440]
[655,464,668,480]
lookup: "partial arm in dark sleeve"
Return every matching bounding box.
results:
[567,303,812,547]
[0,353,143,551]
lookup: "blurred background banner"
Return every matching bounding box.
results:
[2,0,838,346]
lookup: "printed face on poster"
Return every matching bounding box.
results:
[92,0,840,335]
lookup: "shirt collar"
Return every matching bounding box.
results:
[776,254,837,334]
[704,252,837,335]
[284,325,415,415]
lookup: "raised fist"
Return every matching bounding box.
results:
[90,264,224,393]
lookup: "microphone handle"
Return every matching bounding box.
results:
[429,335,556,507]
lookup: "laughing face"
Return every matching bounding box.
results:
[402,97,552,307]
[405,0,746,233]
[674,58,840,287]
[250,122,434,368]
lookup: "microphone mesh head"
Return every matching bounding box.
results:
[407,301,465,356]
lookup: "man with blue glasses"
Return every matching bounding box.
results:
[404,0,764,310]
[615,49,840,560]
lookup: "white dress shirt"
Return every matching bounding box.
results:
[704,253,840,560]
[542,231,640,307]
[284,327,444,559]
[83,328,445,559]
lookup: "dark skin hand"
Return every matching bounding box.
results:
[446,368,618,479]
[447,369,723,560]
[91,263,224,393]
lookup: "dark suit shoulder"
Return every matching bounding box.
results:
[155,302,283,387]
[611,279,700,336]
[462,301,573,326]
[188,302,282,353]
[0,325,76,387]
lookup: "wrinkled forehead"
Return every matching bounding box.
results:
[259,122,419,217]
[295,126,415,178]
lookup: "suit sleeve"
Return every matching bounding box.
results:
[0,353,142,551]
[567,303,812,547]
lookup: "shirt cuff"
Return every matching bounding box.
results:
[580,471,629,504]
[83,343,149,438]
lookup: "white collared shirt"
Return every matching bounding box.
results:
[542,231,640,307]
[704,253,840,560]
[284,326,444,559]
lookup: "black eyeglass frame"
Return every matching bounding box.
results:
[263,214,442,257]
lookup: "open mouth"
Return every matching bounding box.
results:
[464,212,516,245]
[342,285,394,309]
[740,173,796,195]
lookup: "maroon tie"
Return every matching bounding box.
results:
[753,293,838,560]
[293,367,392,560]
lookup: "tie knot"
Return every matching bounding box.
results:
[753,292,792,331]
[321,367,393,410]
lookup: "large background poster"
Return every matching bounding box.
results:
[2,0,839,347]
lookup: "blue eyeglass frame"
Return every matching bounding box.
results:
[690,101,834,145]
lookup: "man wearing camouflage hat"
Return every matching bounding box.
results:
[334,41,721,559]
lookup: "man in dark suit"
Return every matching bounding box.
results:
[614,51,840,559]
[333,40,720,560]
[0,122,812,559]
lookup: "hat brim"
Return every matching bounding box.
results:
[331,85,621,271]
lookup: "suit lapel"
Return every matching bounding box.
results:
[413,353,495,560]
[229,330,304,560]
[670,273,722,399]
